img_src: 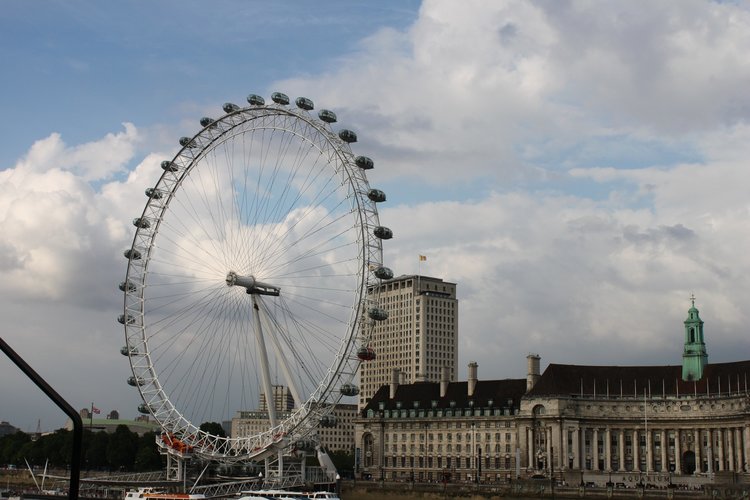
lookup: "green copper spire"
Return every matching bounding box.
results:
[682,294,708,381]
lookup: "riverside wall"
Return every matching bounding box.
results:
[341,480,750,500]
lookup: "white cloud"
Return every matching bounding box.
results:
[0,126,152,429]
[276,0,750,186]
[0,125,152,304]
[14,123,139,181]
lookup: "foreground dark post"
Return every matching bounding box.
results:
[0,337,83,500]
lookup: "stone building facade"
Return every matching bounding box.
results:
[519,359,750,485]
[356,301,750,487]
[356,363,526,482]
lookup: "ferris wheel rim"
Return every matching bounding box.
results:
[120,97,387,461]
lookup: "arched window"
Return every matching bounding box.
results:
[689,327,695,343]
[532,404,546,416]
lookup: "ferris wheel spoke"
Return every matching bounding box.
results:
[263,295,337,389]
[155,202,233,275]
[249,169,340,274]
[159,288,255,421]
[260,201,352,275]
[264,219,358,278]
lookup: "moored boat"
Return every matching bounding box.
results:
[125,487,205,500]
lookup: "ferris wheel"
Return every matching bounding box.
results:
[119,92,393,463]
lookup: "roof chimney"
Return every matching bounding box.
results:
[468,361,478,397]
[526,353,541,392]
[440,366,450,397]
[390,369,400,399]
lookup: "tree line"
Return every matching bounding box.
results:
[1,423,353,475]
[0,425,162,471]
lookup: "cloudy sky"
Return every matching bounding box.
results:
[2,0,750,432]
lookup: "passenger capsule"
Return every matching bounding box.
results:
[118,314,136,325]
[137,404,151,414]
[294,439,316,451]
[374,266,393,280]
[127,376,144,387]
[357,346,376,361]
[145,187,163,199]
[368,307,389,321]
[295,96,314,110]
[179,137,197,148]
[223,102,240,113]
[124,248,142,260]
[355,156,373,170]
[338,129,357,143]
[200,117,216,128]
[161,160,178,172]
[119,281,137,292]
[271,92,290,105]
[340,383,360,397]
[367,189,386,203]
[132,217,150,229]
[373,226,393,240]
[320,415,337,428]
[247,94,265,106]
[318,109,337,123]
[120,345,138,356]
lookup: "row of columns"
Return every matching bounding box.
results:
[524,423,750,474]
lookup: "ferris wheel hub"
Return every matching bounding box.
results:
[226,271,281,296]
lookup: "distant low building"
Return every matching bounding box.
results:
[65,416,160,435]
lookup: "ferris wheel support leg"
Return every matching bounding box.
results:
[165,451,185,483]
[257,299,303,409]
[252,295,278,427]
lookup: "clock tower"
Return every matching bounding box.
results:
[681,295,708,381]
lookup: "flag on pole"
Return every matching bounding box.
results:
[419,255,427,261]
[92,406,100,414]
